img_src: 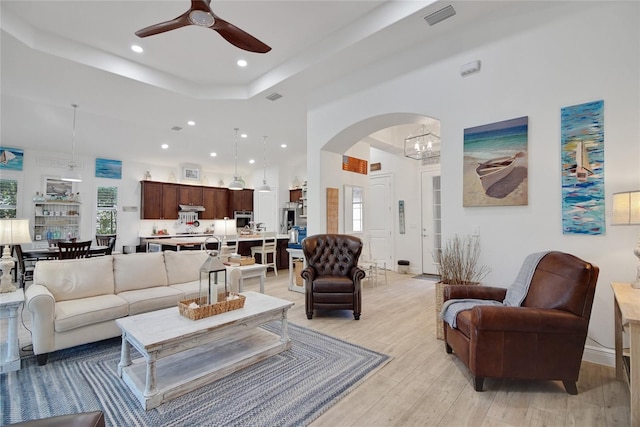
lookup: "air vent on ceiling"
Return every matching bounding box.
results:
[424,5,456,26]
[266,92,283,101]
[171,126,183,131]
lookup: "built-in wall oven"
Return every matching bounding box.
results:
[234,210,253,229]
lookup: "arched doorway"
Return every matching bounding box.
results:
[318,113,441,274]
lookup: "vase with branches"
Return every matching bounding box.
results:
[436,234,490,285]
[434,234,490,339]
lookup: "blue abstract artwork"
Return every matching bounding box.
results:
[561,100,605,235]
[0,147,24,171]
[95,158,122,179]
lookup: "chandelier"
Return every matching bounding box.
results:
[404,124,440,161]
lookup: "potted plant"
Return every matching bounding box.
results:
[434,234,490,339]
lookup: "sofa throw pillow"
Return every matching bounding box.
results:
[164,250,209,285]
[33,256,115,302]
[113,252,168,293]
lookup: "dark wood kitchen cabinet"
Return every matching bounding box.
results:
[201,187,231,220]
[141,181,179,219]
[179,185,203,207]
[229,189,254,212]
[289,189,302,203]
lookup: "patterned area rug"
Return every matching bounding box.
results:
[2,322,390,426]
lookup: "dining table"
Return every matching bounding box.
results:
[21,245,109,260]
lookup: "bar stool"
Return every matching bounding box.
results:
[250,232,278,276]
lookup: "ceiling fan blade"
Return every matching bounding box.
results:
[212,18,271,53]
[135,13,191,38]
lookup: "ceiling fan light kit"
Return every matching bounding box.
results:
[136,0,271,54]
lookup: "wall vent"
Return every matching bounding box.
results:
[171,126,183,131]
[424,5,456,26]
[266,92,283,101]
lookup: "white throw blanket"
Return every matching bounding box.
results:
[439,252,549,329]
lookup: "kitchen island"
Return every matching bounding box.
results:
[140,234,291,270]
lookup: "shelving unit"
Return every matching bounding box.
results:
[33,201,81,241]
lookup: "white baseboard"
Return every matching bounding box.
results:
[583,344,615,367]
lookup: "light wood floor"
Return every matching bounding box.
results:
[11,270,630,426]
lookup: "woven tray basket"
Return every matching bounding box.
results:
[435,282,445,340]
[178,293,246,320]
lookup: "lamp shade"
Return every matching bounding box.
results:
[0,219,32,245]
[612,190,640,225]
[229,176,245,191]
[214,218,237,236]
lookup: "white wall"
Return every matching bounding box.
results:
[306,2,640,360]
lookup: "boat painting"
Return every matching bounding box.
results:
[463,116,528,207]
[0,147,24,171]
[560,100,605,235]
[476,152,524,192]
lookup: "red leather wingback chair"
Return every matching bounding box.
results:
[301,234,366,320]
[443,251,599,394]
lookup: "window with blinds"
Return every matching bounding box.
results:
[96,186,117,234]
[0,179,18,219]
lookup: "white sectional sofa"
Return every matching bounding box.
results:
[25,250,214,365]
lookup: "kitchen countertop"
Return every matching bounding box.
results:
[140,234,289,241]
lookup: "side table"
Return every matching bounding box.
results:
[286,248,306,293]
[611,282,639,427]
[1,288,24,373]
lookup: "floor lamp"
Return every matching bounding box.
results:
[612,190,640,288]
[0,219,32,293]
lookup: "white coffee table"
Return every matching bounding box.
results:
[116,291,294,410]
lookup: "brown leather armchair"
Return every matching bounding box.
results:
[301,234,366,320]
[443,251,599,395]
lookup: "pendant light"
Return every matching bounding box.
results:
[229,128,245,190]
[258,136,271,193]
[61,104,82,183]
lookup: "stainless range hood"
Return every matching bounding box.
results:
[179,204,205,212]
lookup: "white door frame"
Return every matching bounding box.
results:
[420,166,441,275]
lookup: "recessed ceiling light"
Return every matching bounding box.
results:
[249,159,255,164]
[210,152,217,157]
[187,120,195,126]
[240,133,248,138]
[131,45,143,53]
[280,144,287,148]
[237,59,247,67]
[161,144,169,149]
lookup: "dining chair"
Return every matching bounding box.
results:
[95,234,116,247]
[58,240,92,259]
[250,232,278,275]
[13,245,37,288]
[358,235,387,287]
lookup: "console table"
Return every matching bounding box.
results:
[0,288,24,373]
[611,282,639,426]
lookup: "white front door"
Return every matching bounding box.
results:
[369,174,392,269]
[421,168,441,275]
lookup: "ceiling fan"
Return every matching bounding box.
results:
[135,0,271,54]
